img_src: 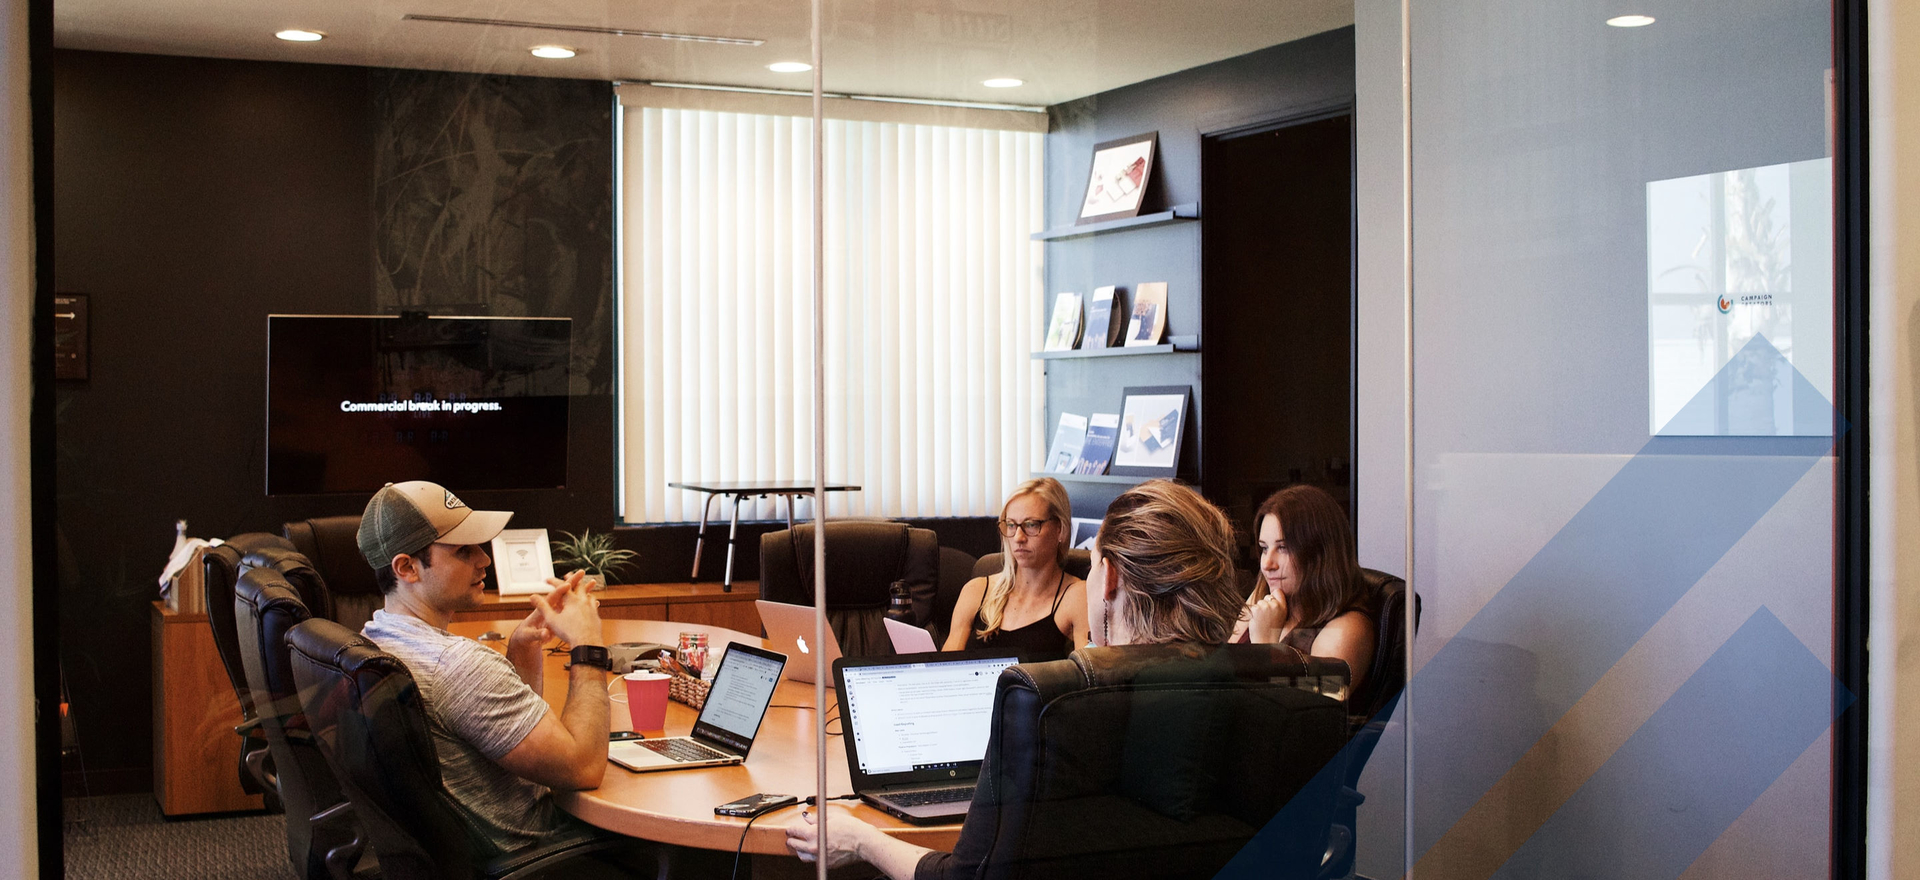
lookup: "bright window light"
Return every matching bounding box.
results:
[275,29,324,42]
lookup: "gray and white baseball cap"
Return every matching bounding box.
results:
[356,480,513,570]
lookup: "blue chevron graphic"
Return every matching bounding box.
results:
[1215,334,1845,879]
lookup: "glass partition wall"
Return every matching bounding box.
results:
[48,0,1861,874]
[1390,1,1846,879]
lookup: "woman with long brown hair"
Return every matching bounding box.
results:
[1234,484,1375,688]
[942,476,1088,653]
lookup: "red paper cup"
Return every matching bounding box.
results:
[623,671,670,731]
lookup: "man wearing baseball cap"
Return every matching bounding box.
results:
[356,480,615,858]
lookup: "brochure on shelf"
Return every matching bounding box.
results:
[1044,412,1090,473]
[1125,282,1168,346]
[1043,292,1085,352]
[1085,286,1125,349]
[1075,412,1120,475]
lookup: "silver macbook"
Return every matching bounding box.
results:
[756,600,845,684]
[884,618,939,654]
[834,650,1025,824]
[608,642,787,773]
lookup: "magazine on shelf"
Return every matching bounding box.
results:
[1125,282,1168,346]
[1085,286,1125,349]
[1043,292,1084,352]
[1075,412,1120,475]
[1044,412,1090,473]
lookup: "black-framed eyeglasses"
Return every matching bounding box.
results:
[996,518,1051,537]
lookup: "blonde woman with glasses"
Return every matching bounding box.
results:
[941,477,1088,654]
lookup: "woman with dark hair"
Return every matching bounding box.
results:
[1234,485,1375,689]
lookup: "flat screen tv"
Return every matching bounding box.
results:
[267,314,571,495]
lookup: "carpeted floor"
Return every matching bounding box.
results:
[63,794,298,880]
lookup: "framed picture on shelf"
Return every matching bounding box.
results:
[1110,385,1191,477]
[491,528,555,595]
[1076,132,1158,225]
[1069,518,1102,551]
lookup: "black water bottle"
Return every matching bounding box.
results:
[886,580,914,623]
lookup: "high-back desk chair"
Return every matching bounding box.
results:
[930,644,1352,880]
[758,521,940,657]
[286,618,630,880]
[201,532,299,804]
[234,565,366,880]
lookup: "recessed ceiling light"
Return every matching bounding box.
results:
[767,61,812,73]
[530,45,577,59]
[275,29,324,42]
[1606,14,1656,27]
[981,78,1024,88]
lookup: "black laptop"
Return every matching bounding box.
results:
[832,650,1026,825]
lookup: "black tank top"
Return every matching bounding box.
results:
[975,573,1072,654]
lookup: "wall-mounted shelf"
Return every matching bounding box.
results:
[1032,471,1197,485]
[1031,204,1200,241]
[1031,343,1194,360]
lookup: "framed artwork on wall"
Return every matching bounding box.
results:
[1110,385,1190,477]
[1076,132,1158,224]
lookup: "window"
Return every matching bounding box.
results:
[616,86,1046,523]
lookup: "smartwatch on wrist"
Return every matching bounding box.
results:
[567,644,611,671]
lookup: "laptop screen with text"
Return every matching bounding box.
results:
[693,644,785,753]
[841,655,1021,775]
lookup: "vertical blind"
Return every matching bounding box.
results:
[619,98,1045,523]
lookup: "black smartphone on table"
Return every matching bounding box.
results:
[715,793,800,818]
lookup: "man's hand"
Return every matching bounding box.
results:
[532,570,605,649]
[504,603,553,691]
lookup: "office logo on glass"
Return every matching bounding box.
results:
[1717,293,1772,314]
[1717,295,1734,313]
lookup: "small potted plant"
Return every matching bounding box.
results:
[550,529,638,589]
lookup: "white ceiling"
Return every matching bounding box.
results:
[53,0,1354,107]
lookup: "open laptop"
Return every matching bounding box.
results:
[756,600,844,684]
[884,617,939,654]
[833,650,1025,824]
[608,642,787,773]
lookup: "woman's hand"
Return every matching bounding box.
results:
[1248,592,1289,644]
[784,807,876,870]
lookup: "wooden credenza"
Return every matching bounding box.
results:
[151,582,763,816]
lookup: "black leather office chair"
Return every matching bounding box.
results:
[286,618,634,880]
[929,546,978,645]
[970,549,1092,581]
[202,532,299,803]
[285,516,385,633]
[1318,568,1419,880]
[235,566,367,880]
[758,521,940,657]
[925,643,1351,880]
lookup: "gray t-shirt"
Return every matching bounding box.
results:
[361,609,562,856]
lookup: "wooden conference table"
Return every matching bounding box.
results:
[447,617,962,862]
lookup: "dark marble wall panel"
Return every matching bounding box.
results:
[371,70,615,392]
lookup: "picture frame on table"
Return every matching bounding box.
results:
[491,528,556,595]
[1069,518,1102,551]
[1109,385,1191,477]
[1076,132,1158,225]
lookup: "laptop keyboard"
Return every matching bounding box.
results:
[637,738,731,763]
[887,786,974,807]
